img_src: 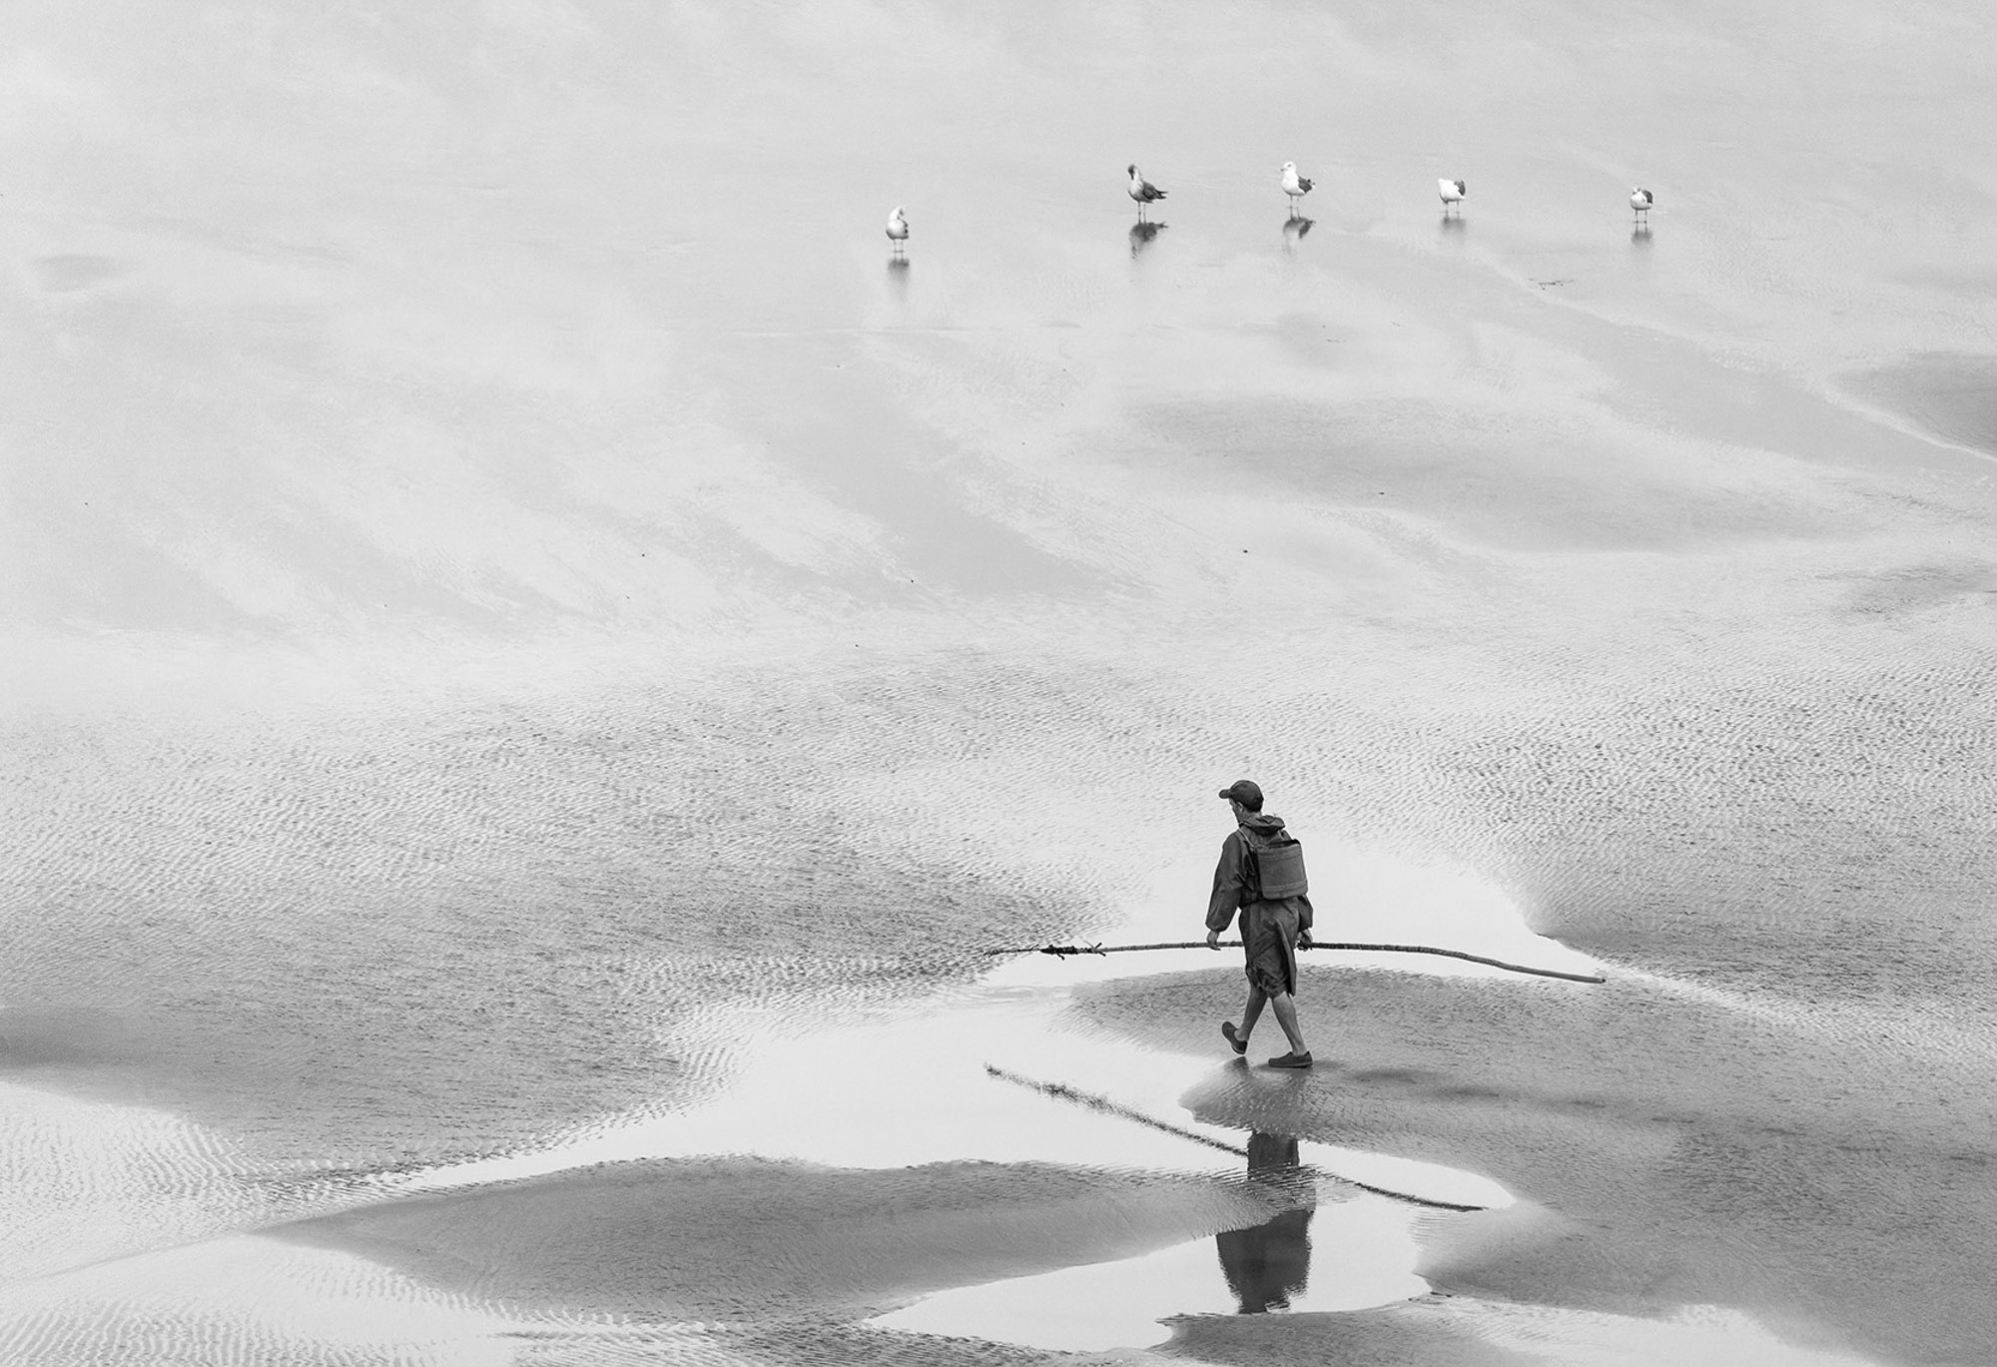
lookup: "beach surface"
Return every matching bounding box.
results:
[4,2,1997,1363]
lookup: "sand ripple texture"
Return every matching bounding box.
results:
[0,1235,519,1367]
[1,653,1150,1201]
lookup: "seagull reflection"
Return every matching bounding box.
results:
[1129,220,1166,257]
[886,255,911,298]
[1214,1132,1315,1314]
[1282,213,1313,249]
[1631,224,1653,247]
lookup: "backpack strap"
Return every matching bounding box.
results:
[1235,823,1263,904]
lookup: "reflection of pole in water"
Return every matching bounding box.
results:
[980,1065,1487,1211]
[1215,1132,1315,1313]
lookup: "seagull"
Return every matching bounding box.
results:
[1630,187,1653,223]
[1439,178,1466,215]
[1127,164,1167,220]
[1281,162,1314,213]
[885,205,909,255]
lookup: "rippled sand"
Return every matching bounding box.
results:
[5,0,1997,1362]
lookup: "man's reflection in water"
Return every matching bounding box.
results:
[1214,1132,1314,1313]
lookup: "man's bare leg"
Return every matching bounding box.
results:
[1268,992,1308,1056]
[1238,984,1268,1042]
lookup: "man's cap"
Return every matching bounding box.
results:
[1218,779,1263,807]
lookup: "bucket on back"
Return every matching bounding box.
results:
[1245,831,1309,900]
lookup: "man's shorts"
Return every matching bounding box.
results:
[1240,899,1302,997]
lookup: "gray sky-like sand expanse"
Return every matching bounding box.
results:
[4,1,1997,1364]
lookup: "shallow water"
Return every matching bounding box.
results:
[4,0,1997,1363]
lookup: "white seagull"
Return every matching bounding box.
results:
[1281,161,1314,212]
[1127,164,1167,219]
[1630,187,1653,223]
[1439,178,1466,215]
[885,205,909,255]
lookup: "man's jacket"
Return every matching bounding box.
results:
[1206,813,1316,934]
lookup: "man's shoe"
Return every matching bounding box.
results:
[1221,1022,1248,1055]
[1267,1050,1313,1069]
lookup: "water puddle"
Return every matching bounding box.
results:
[398,986,1513,1214]
[868,1133,1430,1352]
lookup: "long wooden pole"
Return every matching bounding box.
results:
[984,940,1605,984]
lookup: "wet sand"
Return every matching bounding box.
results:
[6,0,1997,1362]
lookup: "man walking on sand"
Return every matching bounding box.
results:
[1205,780,1313,1068]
